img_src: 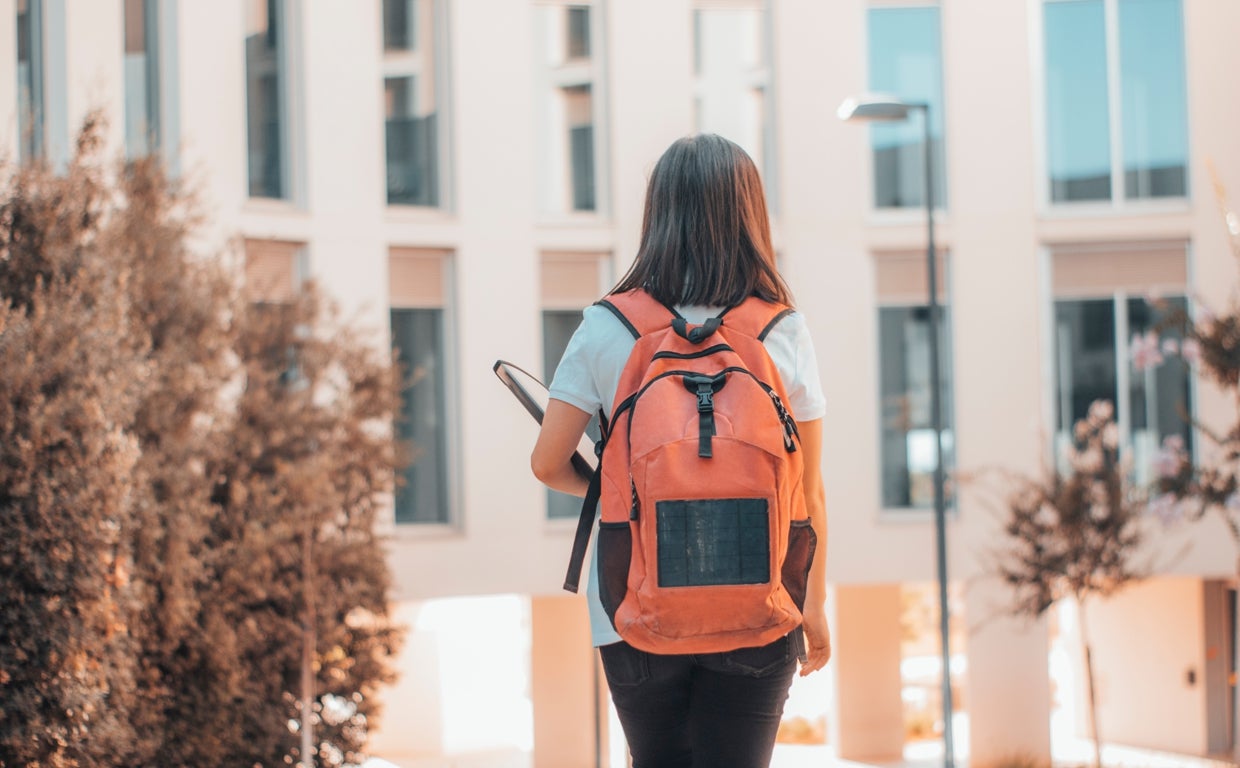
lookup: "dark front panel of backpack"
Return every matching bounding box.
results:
[655,498,769,587]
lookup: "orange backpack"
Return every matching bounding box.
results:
[563,289,816,658]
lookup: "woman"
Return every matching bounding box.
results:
[531,134,829,767]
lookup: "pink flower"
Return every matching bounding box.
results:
[1131,331,1164,371]
[1147,494,1183,526]
[1181,338,1202,364]
[1087,399,1115,422]
[1161,338,1180,355]
[1152,448,1181,479]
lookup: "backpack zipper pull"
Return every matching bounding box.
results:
[769,390,798,452]
[629,477,640,520]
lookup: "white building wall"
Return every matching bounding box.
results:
[4,0,1240,762]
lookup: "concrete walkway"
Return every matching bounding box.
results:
[368,740,1239,768]
[767,740,1240,768]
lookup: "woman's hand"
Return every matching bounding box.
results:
[800,607,831,676]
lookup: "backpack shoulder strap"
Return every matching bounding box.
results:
[595,289,676,340]
[720,296,795,342]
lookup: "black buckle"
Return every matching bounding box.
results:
[696,384,714,412]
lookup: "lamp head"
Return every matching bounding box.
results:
[837,95,922,122]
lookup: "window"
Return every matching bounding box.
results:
[534,4,607,215]
[244,239,305,303]
[1051,244,1192,482]
[245,0,288,199]
[541,251,609,519]
[1043,0,1188,203]
[866,5,947,210]
[383,0,445,207]
[123,0,160,157]
[16,0,45,163]
[692,2,774,205]
[243,241,308,393]
[876,253,955,510]
[390,249,455,525]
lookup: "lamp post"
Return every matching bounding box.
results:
[838,94,955,768]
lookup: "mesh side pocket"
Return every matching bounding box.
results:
[781,518,817,611]
[597,522,632,623]
[656,499,769,587]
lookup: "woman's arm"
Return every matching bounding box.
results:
[531,399,593,498]
[795,418,831,676]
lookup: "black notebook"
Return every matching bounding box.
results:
[492,359,595,482]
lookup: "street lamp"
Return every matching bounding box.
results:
[839,94,956,768]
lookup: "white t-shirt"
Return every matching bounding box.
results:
[548,301,827,647]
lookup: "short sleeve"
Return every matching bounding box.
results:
[547,310,604,416]
[761,311,826,422]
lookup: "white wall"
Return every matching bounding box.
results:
[1073,578,1208,756]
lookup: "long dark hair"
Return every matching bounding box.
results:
[611,134,792,308]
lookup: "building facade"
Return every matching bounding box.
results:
[4,0,1240,765]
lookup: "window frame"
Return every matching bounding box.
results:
[532,0,611,222]
[1041,242,1198,480]
[381,0,454,211]
[1033,0,1192,214]
[690,0,778,214]
[15,0,46,163]
[122,0,162,158]
[242,0,304,205]
[388,248,461,530]
[873,251,958,519]
[863,0,949,218]
[538,250,611,523]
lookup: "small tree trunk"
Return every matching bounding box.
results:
[1079,597,1104,768]
[301,529,316,768]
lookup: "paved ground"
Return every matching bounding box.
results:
[370,741,1240,768]
[769,740,1240,768]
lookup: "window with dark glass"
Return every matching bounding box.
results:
[564,85,595,212]
[124,0,160,157]
[392,307,450,524]
[383,0,441,207]
[543,309,592,519]
[866,5,947,210]
[566,6,590,59]
[244,0,286,199]
[383,0,413,51]
[878,305,955,509]
[16,0,45,163]
[1043,0,1187,204]
[536,4,604,215]
[1053,295,1192,482]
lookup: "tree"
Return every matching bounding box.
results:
[205,291,405,767]
[0,116,404,767]
[0,124,145,766]
[991,401,1145,768]
[1145,177,1240,570]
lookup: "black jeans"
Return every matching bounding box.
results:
[598,634,797,768]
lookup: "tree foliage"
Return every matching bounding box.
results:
[990,400,1146,768]
[994,401,1145,616]
[0,124,146,767]
[205,292,404,767]
[0,117,403,767]
[1145,178,1240,560]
